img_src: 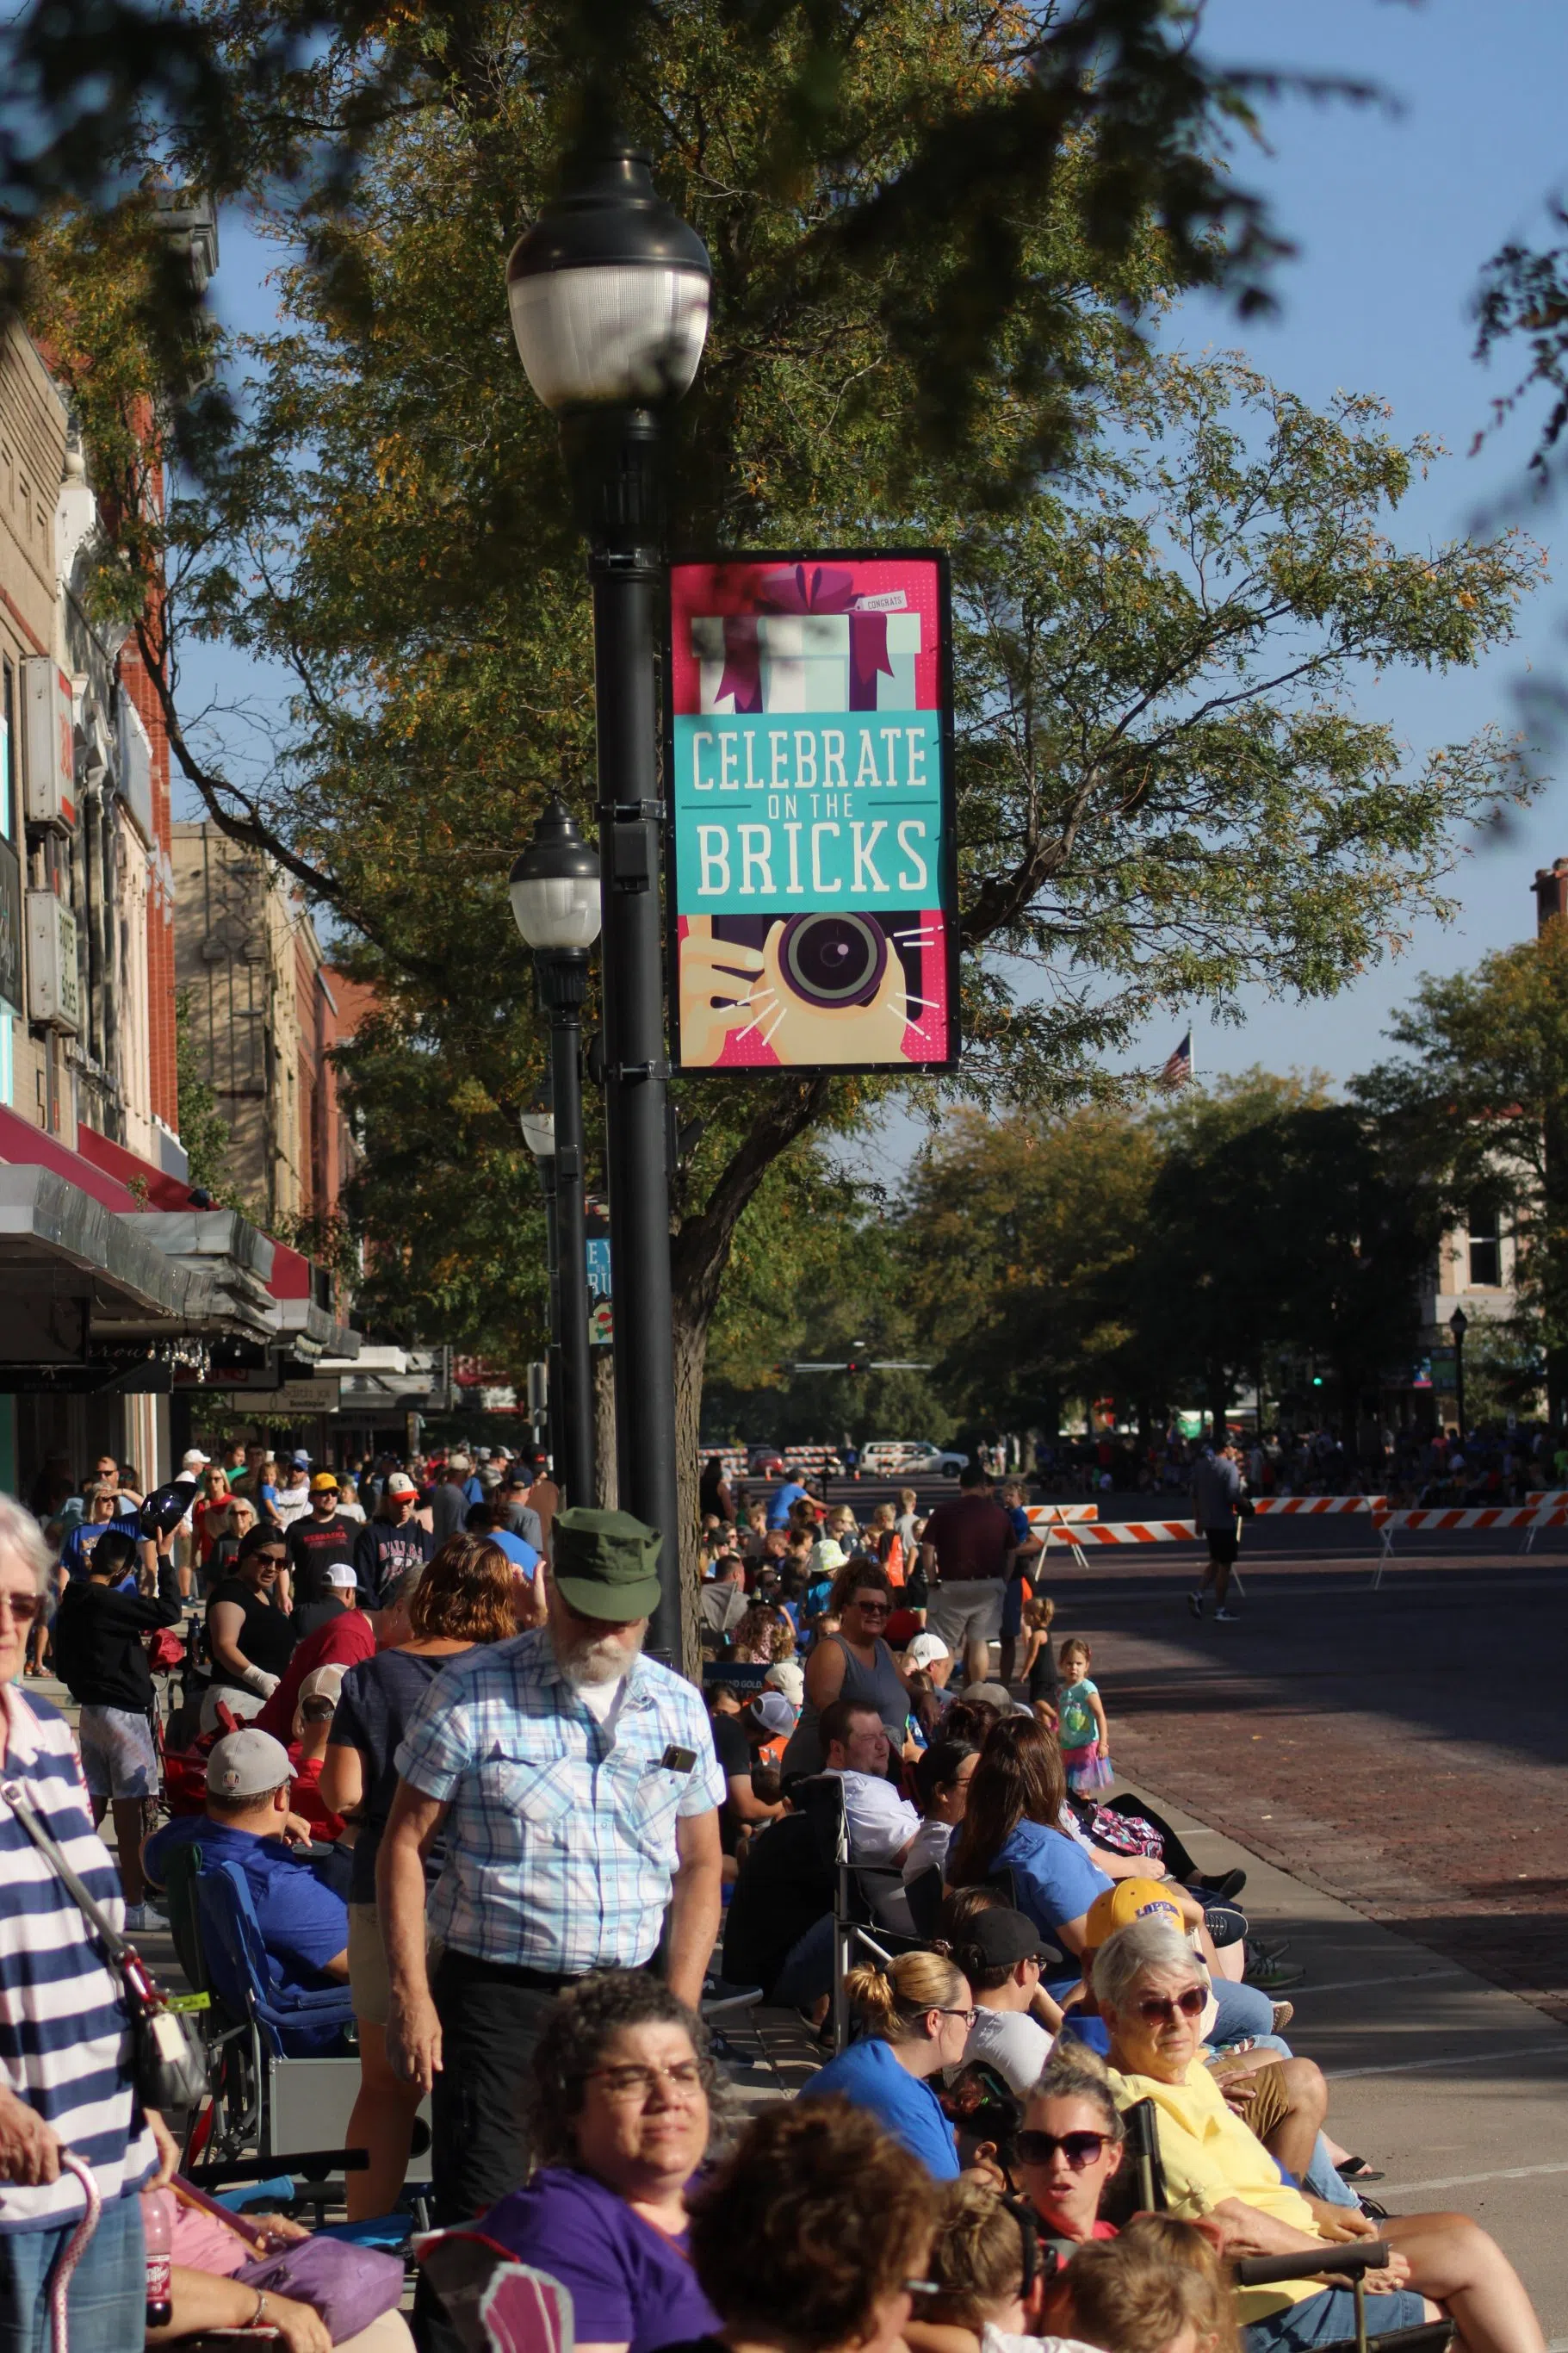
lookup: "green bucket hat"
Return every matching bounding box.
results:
[551,1506,664,1621]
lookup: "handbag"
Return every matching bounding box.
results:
[0,1777,208,2112]
[234,2237,404,2338]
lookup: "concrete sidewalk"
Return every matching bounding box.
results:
[1123,1785,1568,2344]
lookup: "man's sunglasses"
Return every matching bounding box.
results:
[1016,2128,1111,2169]
[1137,1987,1207,2024]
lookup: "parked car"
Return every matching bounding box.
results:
[863,1439,970,1477]
[747,1445,785,1476]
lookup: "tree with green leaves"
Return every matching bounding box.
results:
[1356,920,1568,1424]
[22,0,1544,1653]
[896,1105,1157,1431]
[1138,1073,1445,1443]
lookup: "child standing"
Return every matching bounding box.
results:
[1020,1595,1058,1703]
[1056,1636,1112,1793]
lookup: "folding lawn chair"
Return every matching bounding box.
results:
[1111,2097,1454,2353]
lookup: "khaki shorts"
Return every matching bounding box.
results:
[1209,2053,1291,2143]
[347,1900,443,2028]
[926,1579,1006,1654]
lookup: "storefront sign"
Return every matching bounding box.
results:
[667,551,958,1071]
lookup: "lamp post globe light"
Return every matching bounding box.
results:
[506,148,710,1663]
[511,798,603,1514]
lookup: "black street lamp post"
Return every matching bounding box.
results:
[518,1103,563,1474]
[506,147,710,1662]
[511,799,602,1512]
[1449,1303,1469,1441]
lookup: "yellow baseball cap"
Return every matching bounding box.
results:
[309,1471,339,1493]
[1082,1877,1185,1955]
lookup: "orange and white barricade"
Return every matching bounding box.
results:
[1371,1504,1568,1586]
[1251,1495,1386,1515]
[1025,1504,1100,1573]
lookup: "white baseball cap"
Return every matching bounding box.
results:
[181,1448,211,1470]
[905,1632,951,1669]
[325,1563,359,1591]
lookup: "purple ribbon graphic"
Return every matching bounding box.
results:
[715,564,894,713]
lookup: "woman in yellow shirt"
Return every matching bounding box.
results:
[1093,1915,1543,2353]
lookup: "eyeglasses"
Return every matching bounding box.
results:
[255,1553,287,1568]
[1017,2128,1111,2168]
[583,2060,705,2104]
[852,1599,890,1617]
[1137,1987,1207,2025]
[0,1592,41,1625]
[934,2005,977,2027]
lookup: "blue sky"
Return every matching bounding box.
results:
[186,0,1568,1104]
[1137,0,1568,1089]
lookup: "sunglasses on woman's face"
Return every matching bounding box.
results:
[1137,1987,1207,2024]
[852,1598,889,1617]
[1016,2128,1109,2169]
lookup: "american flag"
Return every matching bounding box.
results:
[1158,1030,1194,1090]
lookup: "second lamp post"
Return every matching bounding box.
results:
[511,798,600,1511]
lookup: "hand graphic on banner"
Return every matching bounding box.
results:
[678,918,766,1063]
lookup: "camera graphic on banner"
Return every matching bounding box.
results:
[667,555,957,1072]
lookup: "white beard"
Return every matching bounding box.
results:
[554,1624,643,1686]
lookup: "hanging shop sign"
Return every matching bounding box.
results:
[667,550,958,1073]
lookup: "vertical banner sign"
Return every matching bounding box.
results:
[667,551,958,1071]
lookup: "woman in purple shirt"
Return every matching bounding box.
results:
[478,1974,722,2353]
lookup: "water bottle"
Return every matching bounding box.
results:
[143,2188,174,2329]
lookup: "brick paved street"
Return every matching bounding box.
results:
[1038,1518,1568,2020]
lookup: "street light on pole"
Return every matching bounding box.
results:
[1449,1303,1469,1441]
[511,798,601,1512]
[506,147,710,1662]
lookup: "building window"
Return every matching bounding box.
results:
[1467,1208,1502,1288]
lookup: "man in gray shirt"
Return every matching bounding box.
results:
[1190,1442,1243,1622]
[498,1470,545,1554]
[429,1463,471,1547]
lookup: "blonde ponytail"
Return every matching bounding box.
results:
[846,1950,969,2043]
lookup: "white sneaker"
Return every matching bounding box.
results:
[1187,1591,1205,1618]
[1215,1607,1240,1624]
[122,1902,167,1934]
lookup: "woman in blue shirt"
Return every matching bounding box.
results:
[949,1717,1112,1964]
[949,1718,1274,2047]
[800,1951,973,2177]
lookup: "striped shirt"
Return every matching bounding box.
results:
[0,1686,157,2230]
[394,1630,724,1972]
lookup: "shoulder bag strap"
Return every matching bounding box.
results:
[0,1777,129,1963]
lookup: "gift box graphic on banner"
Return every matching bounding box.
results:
[691,562,920,716]
[667,554,957,1073]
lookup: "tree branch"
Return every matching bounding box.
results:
[672,1072,834,1330]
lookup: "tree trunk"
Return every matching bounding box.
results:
[666,1071,833,1672]
[592,1350,618,1510]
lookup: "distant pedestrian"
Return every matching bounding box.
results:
[1190,1441,1246,1622]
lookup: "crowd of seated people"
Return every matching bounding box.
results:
[12,1451,1553,2353]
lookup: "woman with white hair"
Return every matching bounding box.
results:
[0,1494,177,2349]
[1094,1915,1545,2353]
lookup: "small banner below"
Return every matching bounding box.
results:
[667,550,958,1072]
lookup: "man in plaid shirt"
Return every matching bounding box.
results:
[380,1506,723,2238]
